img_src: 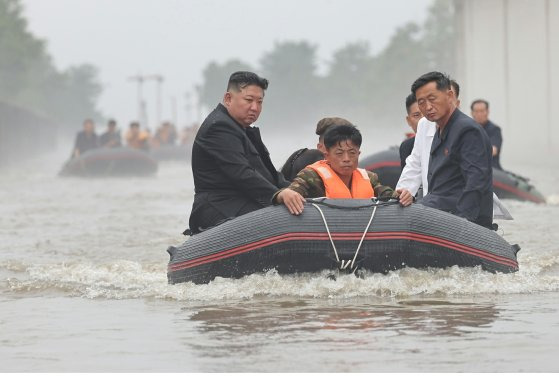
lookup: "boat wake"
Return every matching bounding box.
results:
[3,252,559,301]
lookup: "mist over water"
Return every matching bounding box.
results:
[1,139,559,372]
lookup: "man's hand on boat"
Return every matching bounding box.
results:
[276,187,413,215]
[395,188,414,207]
[276,188,306,215]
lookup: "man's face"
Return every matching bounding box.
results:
[324,140,361,180]
[224,85,264,127]
[406,102,422,133]
[415,82,454,123]
[84,121,95,134]
[471,102,489,125]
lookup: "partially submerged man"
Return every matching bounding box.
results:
[471,99,503,170]
[274,125,413,215]
[281,117,353,181]
[71,118,98,158]
[188,71,290,234]
[411,71,493,228]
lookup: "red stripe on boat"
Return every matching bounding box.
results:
[169,231,518,271]
[493,180,545,203]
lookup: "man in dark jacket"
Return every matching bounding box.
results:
[188,71,293,234]
[99,119,122,148]
[471,99,503,170]
[399,93,421,168]
[412,72,493,229]
[72,119,98,158]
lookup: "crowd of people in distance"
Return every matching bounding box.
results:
[70,119,199,158]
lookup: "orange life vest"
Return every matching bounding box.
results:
[308,160,375,199]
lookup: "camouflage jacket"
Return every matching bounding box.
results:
[273,167,395,202]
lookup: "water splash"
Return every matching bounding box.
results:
[4,255,559,301]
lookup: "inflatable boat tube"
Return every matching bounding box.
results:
[359,148,546,203]
[167,199,519,284]
[60,147,158,177]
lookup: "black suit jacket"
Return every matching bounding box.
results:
[189,103,289,233]
[422,109,493,228]
[399,136,415,169]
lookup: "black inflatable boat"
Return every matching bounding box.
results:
[59,147,158,177]
[359,147,546,203]
[167,199,519,284]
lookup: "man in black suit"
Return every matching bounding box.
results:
[412,71,493,229]
[471,99,504,170]
[188,71,297,234]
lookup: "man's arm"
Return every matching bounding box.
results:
[491,126,502,157]
[455,129,493,221]
[368,171,394,199]
[273,167,318,215]
[198,122,281,205]
[396,122,426,195]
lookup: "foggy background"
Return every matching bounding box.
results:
[1,0,557,166]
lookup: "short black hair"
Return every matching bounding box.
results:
[411,71,451,95]
[470,99,489,111]
[108,119,116,126]
[405,93,417,114]
[130,121,140,128]
[450,79,460,98]
[227,71,269,92]
[323,124,362,149]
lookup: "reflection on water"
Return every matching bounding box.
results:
[189,298,499,337]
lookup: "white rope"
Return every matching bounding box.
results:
[311,203,340,263]
[350,205,377,270]
[311,201,378,272]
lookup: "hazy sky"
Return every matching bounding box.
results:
[22,0,431,129]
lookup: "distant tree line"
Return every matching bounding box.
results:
[196,0,457,131]
[0,0,103,132]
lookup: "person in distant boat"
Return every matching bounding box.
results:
[99,119,122,148]
[125,121,150,150]
[471,99,503,170]
[411,71,493,228]
[281,117,353,181]
[399,93,422,168]
[187,71,290,234]
[72,118,98,158]
[274,124,414,215]
[152,121,177,148]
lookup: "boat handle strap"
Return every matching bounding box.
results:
[311,201,378,272]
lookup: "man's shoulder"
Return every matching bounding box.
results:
[417,118,436,135]
[400,136,415,149]
[198,105,243,137]
[297,166,321,179]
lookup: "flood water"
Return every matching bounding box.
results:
[1,142,559,372]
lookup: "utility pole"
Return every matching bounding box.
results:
[145,74,164,129]
[127,74,147,127]
[184,92,192,125]
[171,96,178,127]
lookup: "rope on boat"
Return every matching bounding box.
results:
[311,200,378,272]
[306,197,399,209]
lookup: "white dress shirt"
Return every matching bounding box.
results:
[396,117,436,195]
[396,117,512,220]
